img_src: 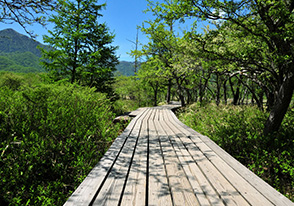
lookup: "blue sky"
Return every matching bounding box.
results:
[102,0,153,61]
[0,0,157,62]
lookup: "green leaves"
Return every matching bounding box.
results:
[41,0,118,94]
[0,78,122,205]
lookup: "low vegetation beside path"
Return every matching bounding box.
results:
[0,72,125,205]
[178,103,294,201]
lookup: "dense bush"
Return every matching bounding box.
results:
[178,103,294,201]
[113,75,166,110]
[0,75,122,205]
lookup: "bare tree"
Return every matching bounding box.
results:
[0,0,56,37]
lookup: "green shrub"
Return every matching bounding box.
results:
[0,82,121,205]
[113,99,140,115]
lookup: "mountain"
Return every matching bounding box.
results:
[115,61,136,76]
[0,28,46,57]
[0,28,47,73]
[0,28,136,75]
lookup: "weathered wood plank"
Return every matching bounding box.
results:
[148,109,173,206]
[91,119,143,205]
[120,109,153,205]
[158,109,200,206]
[168,110,294,206]
[91,109,152,205]
[164,110,250,206]
[162,109,224,206]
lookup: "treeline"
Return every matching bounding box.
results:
[129,0,294,136]
[0,52,44,73]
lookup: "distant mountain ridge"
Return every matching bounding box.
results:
[116,61,135,76]
[0,28,135,75]
[0,28,46,57]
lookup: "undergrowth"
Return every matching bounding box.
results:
[0,73,123,205]
[178,102,294,201]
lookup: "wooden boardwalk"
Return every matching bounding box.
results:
[64,105,293,206]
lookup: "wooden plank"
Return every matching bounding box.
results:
[168,110,294,206]
[190,134,273,205]
[91,109,151,205]
[195,132,294,206]
[120,109,153,205]
[129,107,148,117]
[162,110,224,206]
[148,109,173,206]
[91,120,142,205]
[158,109,200,206]
[64,108,148,206]
[163,109,250,206]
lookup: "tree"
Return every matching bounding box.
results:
[40,0,118,93]
[138,18,176,103]
[160,0,294,135]
[0,0,56,37]
[138,58,166,106]
[138,0,198,106]
[128,28,141,74]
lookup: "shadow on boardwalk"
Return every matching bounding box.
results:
[64,103,294,206]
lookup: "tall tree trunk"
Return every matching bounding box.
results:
[264,75,294,135]
[152,82,158,106]
[184,79,191,104]
[223,79,228,105]
[215,73,221,106]
[175,77,185,107]
[229,77,241,105]
[166,78,172,103]
[266,89,275,111]
[258,91,264,109]
[185,88,191,105]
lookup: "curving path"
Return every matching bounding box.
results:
[64,104,293,206]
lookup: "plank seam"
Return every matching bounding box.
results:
[88,108,149,206]
[168,109,293,206]
[163,112,217,206]
[156,109,175,206]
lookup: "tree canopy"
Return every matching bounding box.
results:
[40,0,118,94]
[136,0,294,135]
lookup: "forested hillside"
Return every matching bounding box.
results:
[0,29,46,72]
[115,61,135,76]
[0,28,45,56]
